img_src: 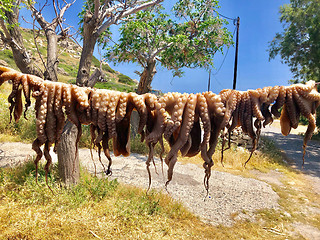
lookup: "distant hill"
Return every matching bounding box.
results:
[0,28,138,92]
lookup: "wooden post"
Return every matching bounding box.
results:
[233,17,240,90]
[208,69,211,91]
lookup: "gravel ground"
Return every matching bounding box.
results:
[0,142,279,226]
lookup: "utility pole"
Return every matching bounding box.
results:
[233,17,240,90]
[208,69,211,91]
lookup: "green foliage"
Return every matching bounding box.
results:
[105,1,233,78]
[0,49,18,69]
[0,0,14,20]
[59,63,78,77]
[0,87,37,142]
[269,0,320,82]
[118,73,135,85]
[130,135,168,157]
[77,0,112,43]
[94,81,136,92]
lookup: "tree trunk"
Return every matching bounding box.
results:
[4,6,41,76]
[56,121,80,185]
[136,60,157,94]
[131,60,157,137]
[44,30,58,81]
[76,19,98,86]
[56,17,98,186]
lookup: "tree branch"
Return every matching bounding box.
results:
[151,42,173,59]
[97,0,163,36]
[0,17,10,39]
[28,1,49,30]
[88,68,103,87]
[94,0,100,21]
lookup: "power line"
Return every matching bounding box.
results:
[212,26,237,76]
[216,12,237,22]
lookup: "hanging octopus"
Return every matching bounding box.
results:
[0,65,319,193]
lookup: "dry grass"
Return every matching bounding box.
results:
[0,135,319,239]
[1,81,320,238]
[0,161,288,240]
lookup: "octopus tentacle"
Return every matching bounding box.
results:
[285,86,299,129]
[20,74,31,119]
[271,86,286,118]
[165,93,197,187]
[280,103,292,136]
[129,92,148,135]
[13,87,23,123]
[163,92,189,141]
[102,132,112,175]
[32,138,43,183]
[45,81,57,145]
[261,104,273,127]
[44,141,54,193]
[36,84,48,145]
[145,96,167,145]
[248,89,264,121]
[302,114,316,165]
[7,76,22,123]
[53,83,66,152]
[197,93,211,167]
[106,90,121,139]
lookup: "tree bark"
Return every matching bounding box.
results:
[44,29,58,81]
[136,60,157,94]
[76,18,98,86]
[56,15,99,186]
[57,121,80,185]
[57,1,162,186]
[131,60,157,137]
[2,4,41,76]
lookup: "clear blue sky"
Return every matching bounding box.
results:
[20,0,293,94]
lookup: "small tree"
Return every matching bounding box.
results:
[1,0,164,185]
[268,0,320,82]
[0,0,41,76]
[105,0,233,94]
[27,0,74,81]
[58,0,164,185]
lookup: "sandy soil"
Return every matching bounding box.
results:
[0,141,279,226]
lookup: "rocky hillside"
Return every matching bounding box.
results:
[0,28,138,92]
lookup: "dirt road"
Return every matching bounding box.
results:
[262,120,320,193]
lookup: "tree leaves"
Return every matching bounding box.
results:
[105,1,233,80]
[268,0,320,82]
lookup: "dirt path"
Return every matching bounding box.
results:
[262,120,320,194]
[0,141,279,226]
[1,127,320,239]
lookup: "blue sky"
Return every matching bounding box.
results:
[20,0,293,94]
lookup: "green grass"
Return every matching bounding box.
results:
[95,81,136,92]
[0,83,37,143]
[59,62,78,78]
[118,73,135,85]
[1,155,317,239]
[0,49,18,69]
[0,161,218,239]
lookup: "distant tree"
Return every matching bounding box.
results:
[77,0,164,87]
[59,0,163,185]
[105,0,233,94]
[0,0,164,185]
[26,0,74,81]
[268,0,320,82]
